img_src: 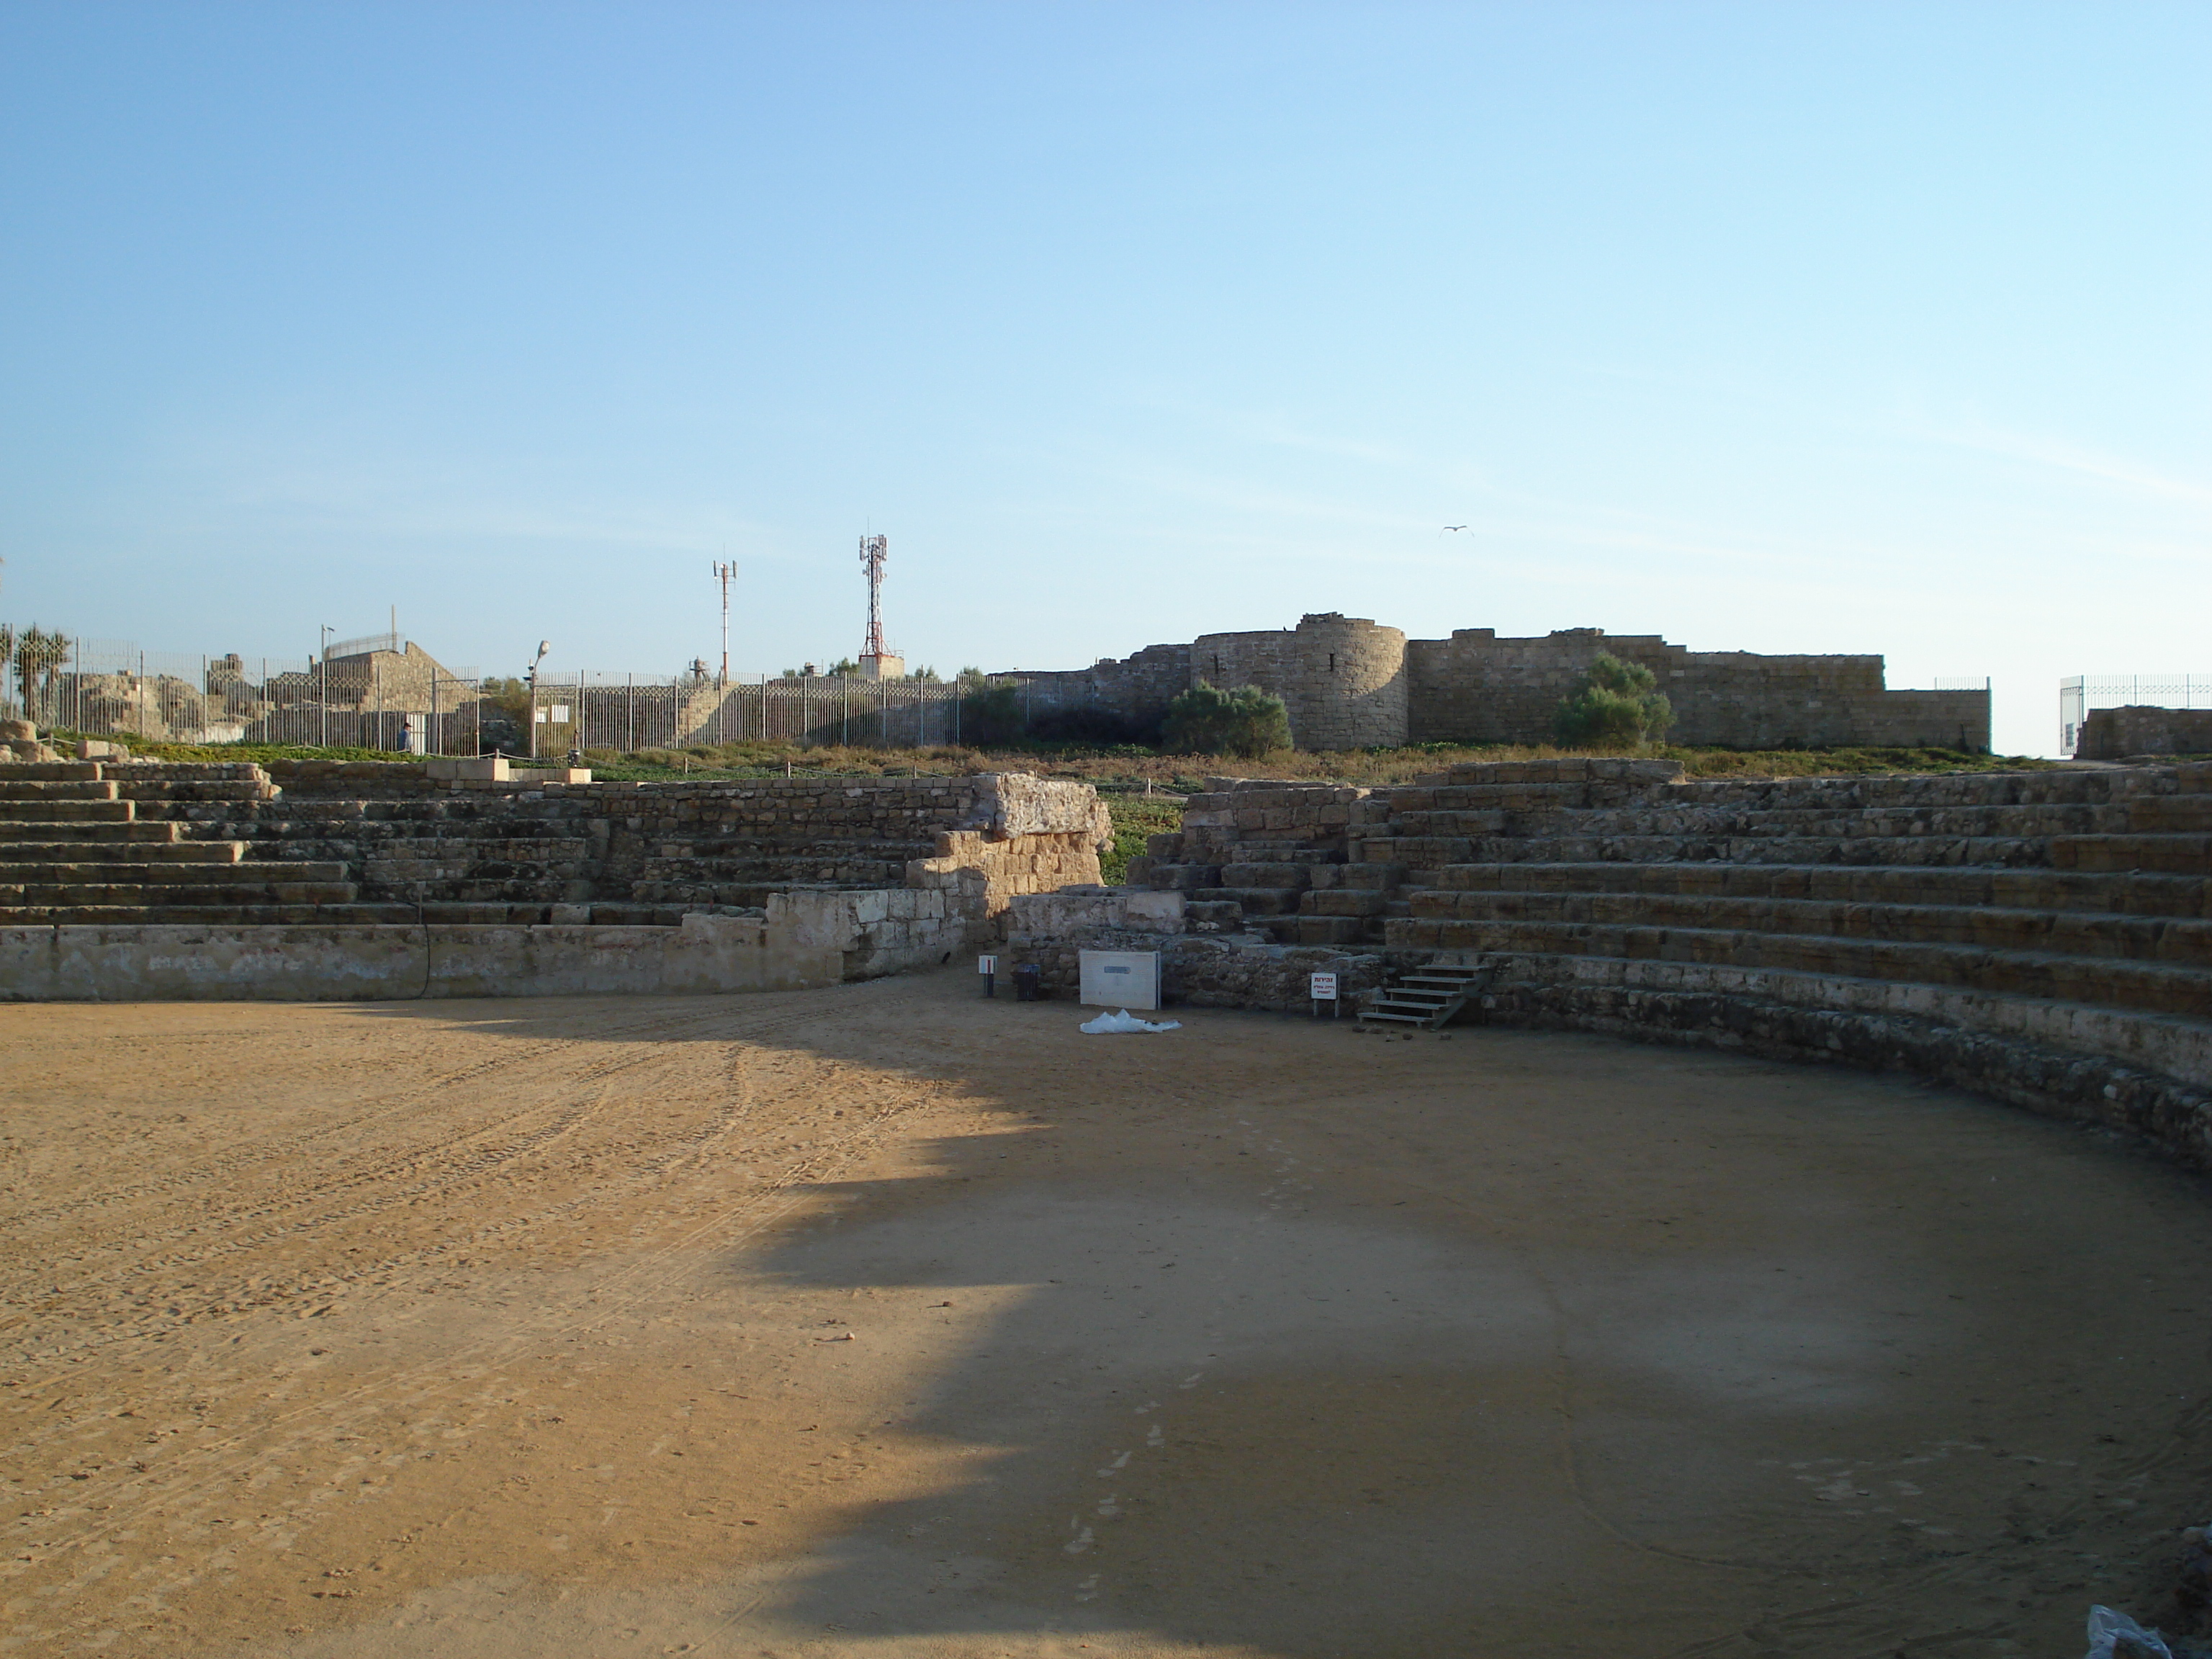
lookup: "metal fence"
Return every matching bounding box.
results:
[1,638,482,753]
[557,673,970,755]
[2059,675,2212,756]
[0,631,992,755]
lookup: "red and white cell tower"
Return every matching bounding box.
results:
[857,534,901,680]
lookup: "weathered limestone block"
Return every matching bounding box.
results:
[958,773,1114,849]
[1300,889,1388,917]
[1007,887,1187,937]
[1219,862,1312,890]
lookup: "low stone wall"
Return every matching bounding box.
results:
[2079,706,2212,760]
[999,886,1390,1012]
[1467,968,2212,1173]
[0,915,836,1002]
[0,884,984,1002]
[1001,930,1390,1014]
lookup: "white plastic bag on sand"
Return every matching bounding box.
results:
[2086,1606,2173,1659]
[1079,1009,1182,1034]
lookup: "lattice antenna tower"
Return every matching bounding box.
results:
[858,534,890,665]
[711,559,735,686]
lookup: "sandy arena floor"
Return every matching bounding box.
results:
[4,969,2210,1658]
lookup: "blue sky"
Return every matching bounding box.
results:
[2,1,2205,755]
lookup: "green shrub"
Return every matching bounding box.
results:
[1552,653,1674,747]
[1161,680,1292,757]
[958,680,1025,745]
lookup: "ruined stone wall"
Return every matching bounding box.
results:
[907,829,1110,922]
[1407,628,1990,750]
[1012,643,1193,728]
[1012,616,1988,753]
[994,887,1390,1013]
[2079,707,2212,760]
[315,644,460,713]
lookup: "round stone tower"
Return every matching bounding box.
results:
[1189,615,1407,750]
[1283,613,1408,749]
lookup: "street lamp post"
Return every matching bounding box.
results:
[527,641,551,760]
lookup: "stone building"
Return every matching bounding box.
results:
[1004,613,1990,752]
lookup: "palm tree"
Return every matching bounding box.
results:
[14,629,69,721]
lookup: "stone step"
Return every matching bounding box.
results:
[106,763,272,782]
[1292,917,1371,946]
[0,858,348,885]
[0,820,184,845]
[1138,864,1222,893]
[0,842,247,871]
[1384,917,2211,1020]
[1414,768,2157,807]
[1218,863,1315,890]
[1421,862,2207,919]
[114,781,279,803]
[1190,887,1301,915]
[1299,889,1390,917]
[1388,803,2134,840]
[0,800,135,823]
[1406,889,2212,966]
[1356,963,1488,1029]
[0,763,103,783]
[2051,835,2212,875]
[0,902,688,927]
[0,779,119,801]
[0,880,360,907]
[1362,834,2054,869]
[0,903,397,926]
[2133,798,2212,832]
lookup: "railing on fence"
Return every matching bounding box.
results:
[560,673,971,754]
[0,632,1001,756]
[2059,674,2212,756]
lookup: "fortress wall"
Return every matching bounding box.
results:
[1011,617,1988,753]
[1409,629,1990,750]
[1190,616,1408,750]
[2080,707,2212,760]
[1007,643,1192,726]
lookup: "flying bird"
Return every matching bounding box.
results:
[1441,524,1468,533]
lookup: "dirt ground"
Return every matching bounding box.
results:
[4,971,2210,1658]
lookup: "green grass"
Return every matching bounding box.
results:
[42,730,421,765]
[1098,794,1185,884]
[63,728,2056,790]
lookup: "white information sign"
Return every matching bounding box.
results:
[1309,972,1339,1002]
[977,955,999,976]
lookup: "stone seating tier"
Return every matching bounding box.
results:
[0,762,1110,927]
[1130,762,2212,1131]
[1416,862,2208,917]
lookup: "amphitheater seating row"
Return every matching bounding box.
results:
[1133,762,2212,1123]
[0,762,956,926]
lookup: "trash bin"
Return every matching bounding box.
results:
[1013,963,1043,1002]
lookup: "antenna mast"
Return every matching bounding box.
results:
[858,534,891,676]
[711,559,734,686]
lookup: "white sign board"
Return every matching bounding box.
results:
[1079,950,1161,1011]
[977,955,999,976]
[1309,972,1339,1002]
